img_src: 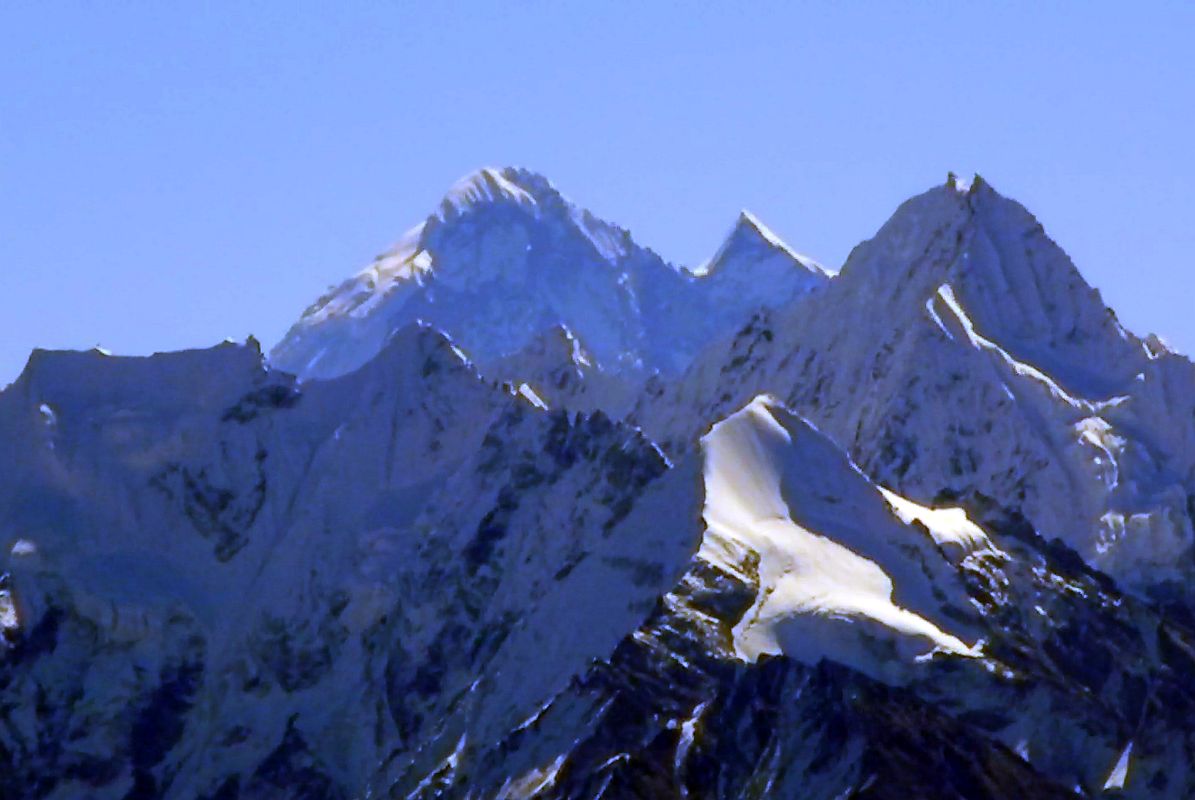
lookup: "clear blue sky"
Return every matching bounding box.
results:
[3,3,1193,385]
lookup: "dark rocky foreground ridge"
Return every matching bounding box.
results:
[4,170,1195,798]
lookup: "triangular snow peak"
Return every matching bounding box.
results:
[699,395,983,679]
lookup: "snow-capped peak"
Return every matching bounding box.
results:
[695,209,827,278]
[735,210,826,273]
[273,168,833,382]
[438,166,540,218]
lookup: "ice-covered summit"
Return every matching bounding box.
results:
[269,167,825,382]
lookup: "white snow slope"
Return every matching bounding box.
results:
[699,395,983,680]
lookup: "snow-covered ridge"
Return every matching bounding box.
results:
[302,222,433,325]
[699,395,980,676]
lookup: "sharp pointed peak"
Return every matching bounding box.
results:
[734,209,799,252]
[696,209,827,277]
[735,208,768,231]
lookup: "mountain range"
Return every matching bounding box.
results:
[4,167,1195,799]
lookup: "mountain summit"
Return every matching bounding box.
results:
[696,209,826,279]
[270,167,827,381]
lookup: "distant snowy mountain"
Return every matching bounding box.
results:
[270,167,827,382]
[6,169,1195,799]
[637,175,1195,594]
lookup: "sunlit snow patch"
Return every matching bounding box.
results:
[38,403,55,426]
[878,488,999,562]
[933,283,1088,409]
[516,382,549,411]
[0,588,17,641]
[1103,740,1133,791]
[699,395,979,676]
[10,539,36,557]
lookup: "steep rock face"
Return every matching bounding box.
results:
[270,168,827,382]
[418,396,1195,799]
[479,325,643,418]
[0,328,701,799]
[637,177,1195,592]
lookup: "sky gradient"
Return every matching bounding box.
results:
[3,3,1193,385]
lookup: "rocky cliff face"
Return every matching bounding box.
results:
[4,171,1195,799]
[0,327,700,799]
